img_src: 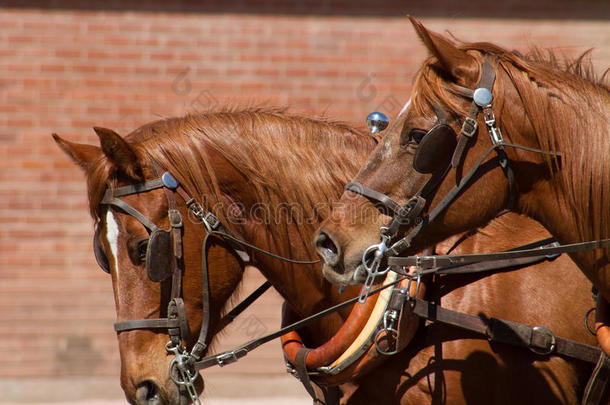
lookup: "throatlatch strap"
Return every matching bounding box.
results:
[190,233,212,360]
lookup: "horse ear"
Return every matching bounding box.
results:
[407,15,479,85]
[93,126,143,180]
[52,133,103,172]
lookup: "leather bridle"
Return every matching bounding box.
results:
[343,55,610,301]
[96,159,268,404]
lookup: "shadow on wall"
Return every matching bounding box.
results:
[2,0,610,20]
[54,335,103,376]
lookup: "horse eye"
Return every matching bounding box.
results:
[409,129,427,144]
[137,240,148,263]
[127,237,149,265]
[401,127,426,146]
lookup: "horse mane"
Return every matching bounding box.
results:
[412,38,610,244]
[87,106,375,256]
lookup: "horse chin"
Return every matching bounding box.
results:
[322,263,353,285]
[157,375,204,405]
[321,260,368,286]
[125,370,203,405]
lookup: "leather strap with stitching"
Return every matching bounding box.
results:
[413,298,602,364]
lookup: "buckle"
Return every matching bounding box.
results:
[168,209,183,228]
[217,348,247,367]
[543,241,561,260]
[529,326,556,355]
[415,255,438,269]
[203,212,221,231]
[460,117,478,138]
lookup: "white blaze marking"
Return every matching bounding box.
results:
[397,96,413,118]
[105,210,120,281]
[382,138,392,159]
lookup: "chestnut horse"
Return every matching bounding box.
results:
[314,17,610,349]
[55,108,597,404]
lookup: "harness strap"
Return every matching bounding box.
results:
[582,351,610,405]
[215,281,272,332]
[437,255,551,275]
[293,349,341,405]
[413,298,602,364]
[151,160,184,300]
[389,237,610,269]
[451,58,496,170]
[101,191,160,232]
[115,318,180,332]
[109,178,165,197]
[392,251,557,278]
[345,182,404,217]
[194,277,406,370]
[294,349,319,401]
[190,233,212,361]
[168,298,190,344]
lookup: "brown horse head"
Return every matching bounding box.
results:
[315,17,610,292]
[53,125,245,404]
[53,109,383,404]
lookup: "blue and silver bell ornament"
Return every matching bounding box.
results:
[366,112,389,133]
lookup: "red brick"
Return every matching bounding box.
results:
[1,7,608,383]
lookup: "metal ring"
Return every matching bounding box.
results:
[169,357,199,386]
[585,307,597,336]
[374,328,399,356]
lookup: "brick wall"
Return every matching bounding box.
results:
[0,1,608,383]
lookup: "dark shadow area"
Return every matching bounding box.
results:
[346,321,592,404]
[2,0,610,20]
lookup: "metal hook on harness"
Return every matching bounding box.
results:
[166,341,201,405]
[359,228,391,303]
[374,308,400,356]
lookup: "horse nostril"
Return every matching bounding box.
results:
[136,380,163,405]
[315,231,341,266]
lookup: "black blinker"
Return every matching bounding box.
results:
[413,124,457,174]
[93,227,110,274]
[146,229,174,282]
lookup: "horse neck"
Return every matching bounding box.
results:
[191,122,373,344]
[242,222,349,345]
[499,63,610,295]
